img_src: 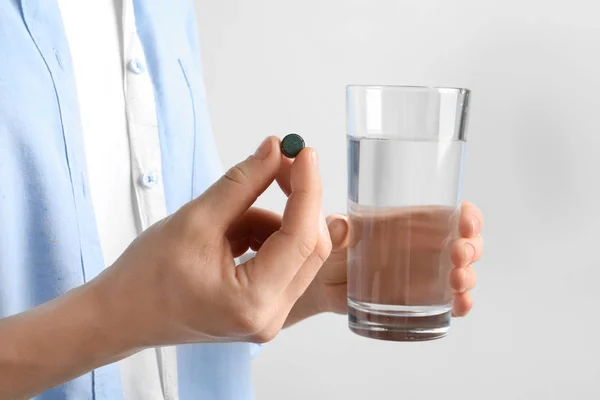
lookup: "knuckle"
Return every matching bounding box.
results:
[465,296,474,311]
[180,212,205,238]
[233,308,264,334]
[165,211,210,246]
[174,201,214,236]
[298,236,317,259]
[469,268,477,287]
[317,238,333,263]
[449,268,464,289]
[224,163,251,187]
[232,297,270,335]
[253,327,279,344]
[450,241,463,264]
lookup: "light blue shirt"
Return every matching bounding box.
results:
[0,0,255,398]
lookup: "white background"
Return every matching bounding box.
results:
[195,1,600,398]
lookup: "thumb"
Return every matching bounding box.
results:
[191,136,282,229]
[326,214,349,250]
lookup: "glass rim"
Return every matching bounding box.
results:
[346,85,470,95]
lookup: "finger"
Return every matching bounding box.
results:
[450,236,484,268]
[284,231,332,305]
[284,211,334,305]
[459,201,484,238]
[449,265,476,293]
[347,213,363,249]
[327,284,349,314]
[280,151,331,259]
[281,167,333,302]
[452,292,473,317]
[273,151,332,301]
[318,210,332,257]
[191,136,282,229]
[227,208,282,257]
[278,153,330,256]
[226,208,282,243]
[275,155,293,197]
[229,237,251,259]
[230,237,267,257]
[249,237,266,252]
[238,148,322,290]
[326,214,350,250]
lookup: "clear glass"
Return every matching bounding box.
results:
[346,85,471,341]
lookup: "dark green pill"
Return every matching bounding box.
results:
[281,133,305,158]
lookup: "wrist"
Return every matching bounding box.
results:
[83,276,141,361]
[0,277,138,398]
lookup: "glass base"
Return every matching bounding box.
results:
[348,299,452,342]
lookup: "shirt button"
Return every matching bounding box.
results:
[141,171,159,188]
[128,58,146,75]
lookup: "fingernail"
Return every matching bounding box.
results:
[464,243,475,262]
[311,150,318,169]
[254,137,272,160]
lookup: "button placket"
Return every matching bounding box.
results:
[123,29,167,231]
[120,1,176,398]
[127,58,146,75]
[141,170,159,188]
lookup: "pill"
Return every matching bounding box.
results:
[281,133,305,158]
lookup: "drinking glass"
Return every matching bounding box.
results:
[346,85,471,341]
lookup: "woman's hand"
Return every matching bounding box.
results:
[98,136,332,346]
[286,201,484,326]
[0,136,333,399]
